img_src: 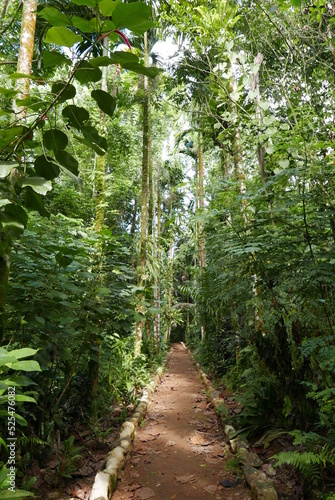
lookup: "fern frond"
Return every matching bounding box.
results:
[273,450,324,469]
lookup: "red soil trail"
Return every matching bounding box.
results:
[112,343,251,500]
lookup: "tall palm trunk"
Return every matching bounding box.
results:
[165,188,173,343]
[153,161,160,351]
[198,133,206,340]
[89,38,108,423]
[135,32,150,357]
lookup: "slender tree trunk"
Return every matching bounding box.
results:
[251,53,265,183]
[135,32,150,357]
[146,117,153,344]
[89,38,108,423]
[153,162,160,351]
[198,133,206,340]
[148,135,153,238]
[131,196,138,236]
[165,188,173,343]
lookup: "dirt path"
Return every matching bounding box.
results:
[112,343,251,500]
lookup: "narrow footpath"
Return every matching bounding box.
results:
[113,343,251,499]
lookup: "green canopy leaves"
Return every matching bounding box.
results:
[91,90,116,117]
[44,27,82,47]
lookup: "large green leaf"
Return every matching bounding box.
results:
[21,178,52,196]
[101,20,116,32]
[90,56,112,68]
[0,350,16,366]
[0,162,18,178]
[43,50,71,67]
[51,82,76,102]
[91,90,116,117]
[44,129,68,151]
[54,150,79,176]
[122,63,163,79]
[0,410,27,425]
[56,252,73,267]
[62,105,89,129]
[112,2,155,34]
[71,16,98,33]
[0,87,18,98]
[4,350,36,366]
[4,204,28,228]
[34,156,60,180]
[39,7,71,26]
[10,360,41,372]
[82,125,107,151]
[45,27,82,47]
[10,395,37,403]
[25,189,50,217]
[75,61,102,84]
[0,394,36,405]
[99,0,118,16]
[0,212,25,238]
[3,375,36,387]
[109,51,139,65]
[74,136,106,156]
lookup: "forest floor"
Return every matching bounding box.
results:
[112,343,252,499]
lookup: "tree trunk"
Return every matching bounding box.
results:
[165,188,173,343]
[251,52,265,183]
[131,196,138,236]
[148,135,153,238]
[198,133,206,340]
[89,37,108,423]
[153,161,160,351]
[135,32,150,357]
[14,0,37,120]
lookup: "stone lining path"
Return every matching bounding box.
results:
[112,343,251,500]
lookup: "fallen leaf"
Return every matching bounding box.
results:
[176,474,197,484]
[189,433,215,446]
[46,457,59,469]
[204,485,218,494]
[139,435,158,442]
[114,492,133,500]
[148,429,164,437]
[262,463,276,477]
[134,446,147,455]
[77,465,93,476]
[134,486,156,499]
[73,489,86,500]
[126,482,142,492]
